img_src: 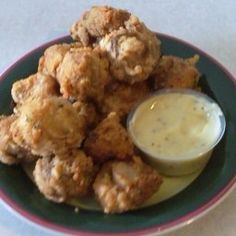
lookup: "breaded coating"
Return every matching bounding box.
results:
[101,81,150,118]
[93,156,162,213]
[84,112,134,163]
[38,43,82,78]
[11,97,86,157]
[153,55,200,89]
[34,151,96,202]
[38,43,72,78]
[11,73,58,105]
[73,101,98,129]
[0,115,36,165]
[56,47,109,104]
[99,15,160,84]
[70,6,130,46]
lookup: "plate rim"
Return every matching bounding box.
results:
[0,33,236,236]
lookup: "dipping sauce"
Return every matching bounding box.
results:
[128,89,225,175]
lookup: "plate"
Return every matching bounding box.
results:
[0,34,236,235]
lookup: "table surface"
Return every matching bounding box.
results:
[0,0,236,235]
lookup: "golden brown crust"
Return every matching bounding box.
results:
[38,44,72,78]
[153,55,200,90]
[11,97,86,157]
[56,47,110,104]
[70,6,130,46]
[0,115,36,165]
[11,73,59,105]
[100,81,150,119]
[34,151,96,202]
[84,112,134,163]
[70,7,160,84]
[93,156,163,213]
[99,15,160,84]
[38,43,82,78]
[72,101,99,129]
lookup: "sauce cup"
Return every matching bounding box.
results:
[127,89,226,176]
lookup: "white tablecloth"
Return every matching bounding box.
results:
[0,0,236,235]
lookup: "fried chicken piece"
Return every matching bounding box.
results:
[38,43,82,78]
[0,115,37,165]
[34,151,96,202]
[100,81,150,119]
[72,101,98,129]
[93,156,162,213]
[99,15,160,84]
[11,73,59,105]
[56,47,109,104]
[84,112,134,163]
[70,6,130,46]
[38,43,71,78]
[71,6,160,83]
[11,97,86,157]
[153,55,200,89]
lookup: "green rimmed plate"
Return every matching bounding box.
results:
[0,34,235,235]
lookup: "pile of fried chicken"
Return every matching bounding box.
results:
[0,6,200,214]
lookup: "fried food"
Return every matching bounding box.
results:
[34,151,96,202]
[73,101,98,129]
[0,115,36,165]
[56,47,109,104]
[70,6,160,84]
[99,15,160,84]
[100,81,150,119]
[0,6,206,214]
[11,73,59,105]
[38,43,78,78]
[93,156,162,213]
[153,55,200,89]
[70,6,130,46]
[11,97,86,157]
[84,112,134,163]
[38,44,71,78]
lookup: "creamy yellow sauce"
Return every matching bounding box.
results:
[128,92,223,160]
